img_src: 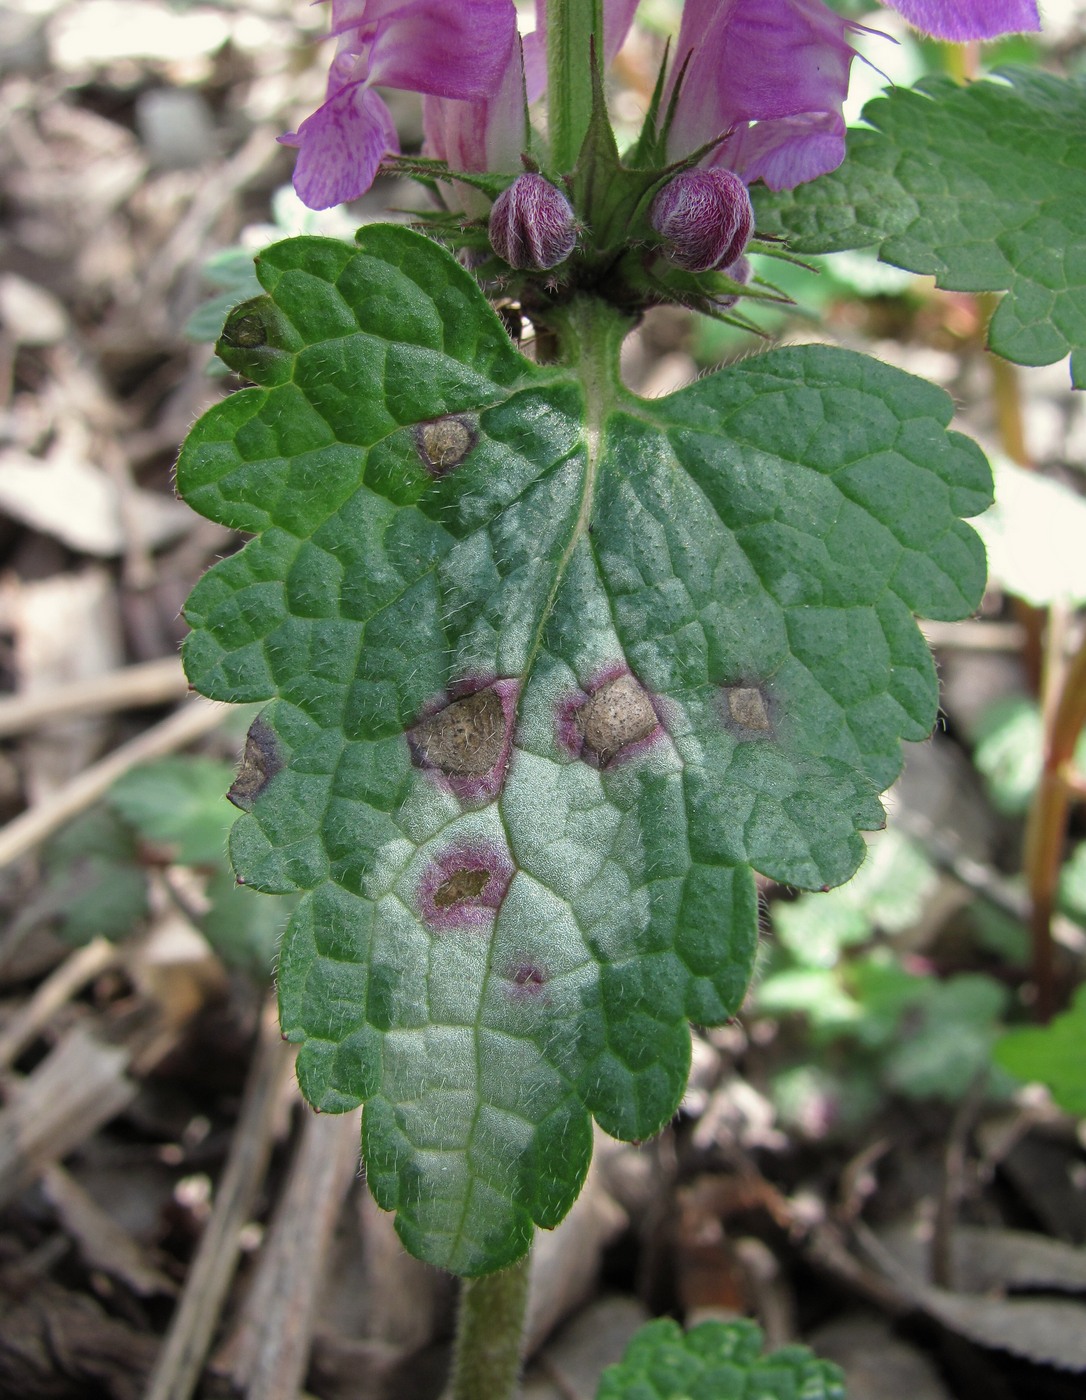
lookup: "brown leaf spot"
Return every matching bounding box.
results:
[414,415,477,476]
[223,311,266,349]
[726,687,772,733]
[412,688,506,777]
[433,868,491,908]
[227,717,282,810]
[580,673,658,766]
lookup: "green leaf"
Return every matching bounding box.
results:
[201,871,291,980]
[109,757,237,866]
[548,0,603,172]
[176,225,989,1275]
[972,697,1086,817]
[774,830,936,969]
[41,808,149,944]
[995,985,1086,1117]
[1059,843,1086,927]
[595,1317,845,1400]
[882,973,1009,1102]
[753,69,1086,385]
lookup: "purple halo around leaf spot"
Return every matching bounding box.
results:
[503,961,550,1004]
[556,666,666,769]
[407,678,520,802]
[416,838,515,933]
[882,0,1040,41]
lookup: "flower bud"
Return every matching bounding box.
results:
[650,168,754,274]
[488,173,578,271]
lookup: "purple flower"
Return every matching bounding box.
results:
[665,0,1043,192]
[650,168,753,272]
[489,173,578,269]
[713,255,753,312]
[281,0,519,209]
[881,1,1041,41]
[665,0,859,192]
[422,39,528,217]
[422,0,641,216]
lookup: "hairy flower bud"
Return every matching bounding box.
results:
[488,173,578,271]
[650,168,754,274]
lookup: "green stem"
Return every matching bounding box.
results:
[449,1252,532,1400]
[549,293,632,386]
[547,0,603,172]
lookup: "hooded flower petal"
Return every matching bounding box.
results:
[881,0,1041,41]
[339,0,519,97]
[285,0,518,208]
[422,37,526,177]
[666,0,858,189]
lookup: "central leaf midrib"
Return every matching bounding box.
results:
[436,368,609,1271]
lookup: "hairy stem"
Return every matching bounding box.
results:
[449,1252,532,1400]
[547,0,603,172]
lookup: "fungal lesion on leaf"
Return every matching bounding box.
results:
[413,414,478,476]
[567,671,661,767]
[221,309,267,350]
[505,961,549,1003]
[408,681,520,802]
[227,716,283,809]
[433,867,491,908]
[411,687,506,777]
[722,684,775,740]
[416,838,515,931]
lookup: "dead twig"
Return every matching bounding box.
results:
[0,656,188,738]
[213,1103,361,1400]
[894,807,1086,955]
[931,1069,989,1289]
[0,1024,138,1210]
[0,936,119,1070]
[41,1162,178,1298]
[144,997,295,1400]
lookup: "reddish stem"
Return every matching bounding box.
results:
[1023,633,1086,1020]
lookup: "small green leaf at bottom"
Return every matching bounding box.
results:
[596,1317,846,1400]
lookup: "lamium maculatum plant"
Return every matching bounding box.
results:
[172,0,1085,1394]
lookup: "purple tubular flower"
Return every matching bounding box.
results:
[650,168,753,272]
[881,1,1041,40]
[422,30,529,218]
[281,0,519,209]
[665,0,858,191]
[489,173,578,269]
[422,34,528,217]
